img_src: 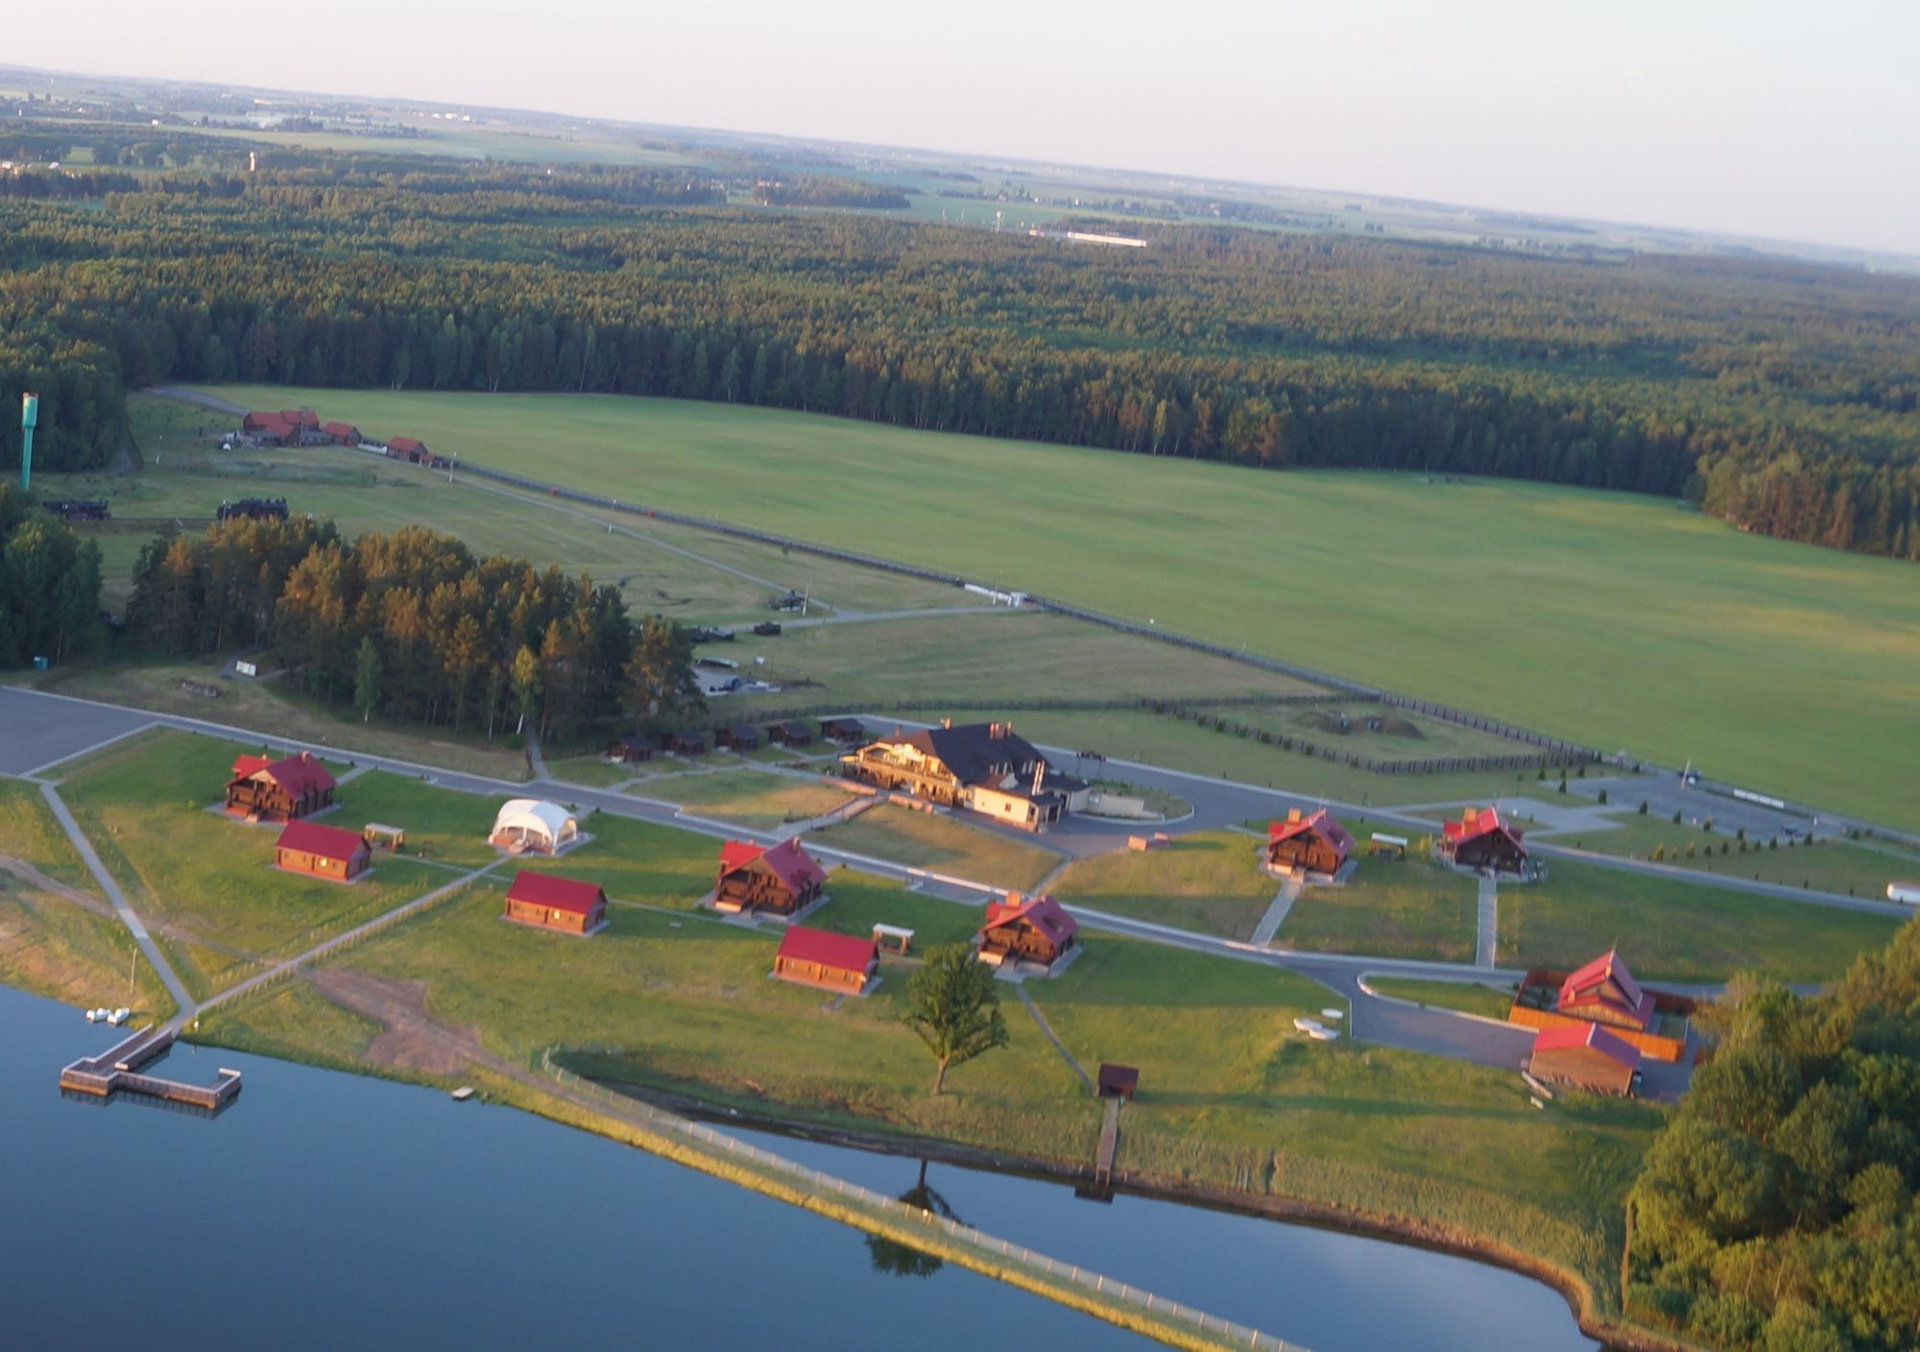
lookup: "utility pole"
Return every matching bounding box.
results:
[20,391,39,492]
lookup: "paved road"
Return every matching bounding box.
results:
[1249,877,1301,946]
[0,688,154,775]
[37,782,195,1017]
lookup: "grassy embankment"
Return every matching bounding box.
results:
[1498,859,1906,986]
[195,385,1920,835]
[1364,977,1519,1021]
[1552,814,1920,898]
[0,779,175,1018]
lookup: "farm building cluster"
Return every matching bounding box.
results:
[234,407,452,467]
[838,720,1090,833]
[1512,950,1695,1097]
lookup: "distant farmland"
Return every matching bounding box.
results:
[196,387,1920,832]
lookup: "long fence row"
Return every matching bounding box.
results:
[1142,702,1588,776]
[455,460,1602,767]
[543,1054,1299,1351]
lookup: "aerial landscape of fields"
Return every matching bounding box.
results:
[3,25,1919,1352]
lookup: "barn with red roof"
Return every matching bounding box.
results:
[1438,806,1531,875]
[274,820,371,881]
[227,751,337,822]
[1266,808,1354,877]
[1557,949,1655,1032]
[772,925,877,995]
[321,420,362,447]
[1529,1022,1641,1096]
[977,893,1078,970]
[385,435,430,464]
[503,871,608,936]
[714,837,828,917]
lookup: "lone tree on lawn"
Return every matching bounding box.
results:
[903,945,1009,1094]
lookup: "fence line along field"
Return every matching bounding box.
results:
[189,386,1920,835]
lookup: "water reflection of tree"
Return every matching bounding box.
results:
[866,1160,960,1279]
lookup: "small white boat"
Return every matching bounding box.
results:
[1293,1015,1322,1033]
[1320,1008,1345,1021]
[451,1086,476,1102]
[1306,1026,1341,1042]
[85,1008,104,1023]
[108,1008,131,1026]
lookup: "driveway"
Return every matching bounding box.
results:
[0,686,155,775]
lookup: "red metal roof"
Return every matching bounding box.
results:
[982,894,1078,946]
[275,819,367,863]
[776,924,876,973]
[285,408,319,428]
[234,751,336,798]
[1532,1021,1641,1069]
[1442,806,1524,846]
[321,421,360,439]
[388,435,425,453]
[1267,808,1354,857]
[1559,949,1654,1027]
[506,871,605,915]
[719,837,827,895]
[244,411,297,437]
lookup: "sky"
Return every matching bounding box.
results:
[10,0,1919,255]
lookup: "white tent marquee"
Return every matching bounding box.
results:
[489,799,579,854]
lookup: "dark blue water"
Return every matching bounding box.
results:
[3,981,1596,1352]
[1,984,1146,1351]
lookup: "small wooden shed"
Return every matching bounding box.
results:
[1529,1023,1640,1096]
[502,871,608,936]
[274,820,371,881]
[773,925,877,995]
[1097,1063,1140,1101]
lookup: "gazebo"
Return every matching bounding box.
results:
[489,799,580,855]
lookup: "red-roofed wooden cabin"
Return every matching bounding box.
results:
[714,838,828,916]
[503,871,608,935]
[242,410,296,445]
[274,820,371,881]
[227,751,337,822]
[1529,1022,1641,1096]
[1097,1063,1140,1100]
[978,893,1078,968]
[1439,807,1529,874]
[1557,949,1655,1032]
[322,421,361,447]
[773,925,877,995]
[385,435,428,463]
[1266,808,1354,876]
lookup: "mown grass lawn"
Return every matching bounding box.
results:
[1052,831,1276,940]
[331,770,507,868]
[807,805,1061,892]
[200,385,1920,834]
[639,768,854,827]
[58,731,448,995]
[1557,818,1920,899]
[509,812,728,910]
[1277,858,1479,963]
[1498,859,1906,985]
[0,778,103,897]
[1364,977,1519,1021]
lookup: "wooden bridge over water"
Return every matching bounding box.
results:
[59,1027,242,1112]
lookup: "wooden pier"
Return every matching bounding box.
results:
[59,1027,242,1111]
[1094,1097,1122,1186]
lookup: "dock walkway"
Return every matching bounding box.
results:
[59,1027,242,1111]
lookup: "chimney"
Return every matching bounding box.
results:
[1287,808,1301,823]
[941,717,951,730]
[1032,760,1046,796]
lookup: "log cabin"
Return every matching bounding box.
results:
[1265,808,1354,876]
[1557,949,1655,1032]
[1529,1023,1640,1096]
[714,837,828,916]
[1437,806,1531,876]
[274,820,371,881]
[502,871,608,935]
[977,893,1078,969]
[772,925,877,995]
[227,751,337,822]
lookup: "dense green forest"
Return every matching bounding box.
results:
[0,485,104,667]
[2,148,1918,557]
[1627,919,1920,1351]
[125,517,704,742]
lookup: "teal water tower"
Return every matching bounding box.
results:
[20,391,38,492]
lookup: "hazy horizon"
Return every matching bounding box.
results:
[9,0,1918,257]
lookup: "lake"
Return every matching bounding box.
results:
[2,983,1597,1350]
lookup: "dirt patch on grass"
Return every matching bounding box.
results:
[307,967,491,1077]
[0,855,113,916]
[1299,710,1424,739]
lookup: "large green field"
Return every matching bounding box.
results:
[193,386,1920,834]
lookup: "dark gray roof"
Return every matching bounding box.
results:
[879,723,1048,788]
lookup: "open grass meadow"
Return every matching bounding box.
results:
[199,385,1920,834]
[1052,830,1277,940]
[1498,859,1908,986]
[1276,858,1480,963]
[511,812,723,909]
[806,804,1062,892]
[57,731,450,996]
[636,768,855,827]
[0,777,104,897]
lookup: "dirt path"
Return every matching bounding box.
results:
[306,968,504,1078]
[0,855,116,916]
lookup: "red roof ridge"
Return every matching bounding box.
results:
[776,924,876,972]
[275,819,366,862]
[506,870,605,914]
